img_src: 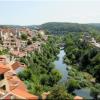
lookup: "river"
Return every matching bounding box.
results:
[54,49,68,83]
[54,49,93,99]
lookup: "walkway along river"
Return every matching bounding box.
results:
[54,48,93,99]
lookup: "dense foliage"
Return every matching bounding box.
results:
[18,36,62,95]
[40,22,100,34]
[0,49,8,55]
[0,23,100,99]
[47,85,73,100]
[90,83,100,99]
[63,32,100,82]
[63,32,100,99]
[21,33,28,40]
[66,67,94,93]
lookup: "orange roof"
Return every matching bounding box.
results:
[11,88,38,99]
[0,63,10,74]
[7,75,27,91]
[74,96,83,100]
[11,61,26,70]
[5,72,38,99]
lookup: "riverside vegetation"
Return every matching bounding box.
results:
[63,32,100,99]
[18,30,100,99]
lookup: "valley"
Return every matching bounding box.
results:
[0,23,100,99]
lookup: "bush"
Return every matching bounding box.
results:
[27,39,32,45]
[47,85,68,100]
[21,33,27,40]
[90,83,100,99]
[32,37,37,41]
[66,79,80,92]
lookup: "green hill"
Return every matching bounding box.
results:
[40,22,91,34]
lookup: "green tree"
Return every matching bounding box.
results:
[49,69,62,86]
[47,85,68,100]
[21,33,27,40]
[90,83,100,99]
[27,39,32,45]
[66,79,80,92]
[32,37,37,41]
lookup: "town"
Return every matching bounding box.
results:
[0,27,48,99]
[0,0,100,99]
[0,26,100,99]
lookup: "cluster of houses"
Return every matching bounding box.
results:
[0,27,48,59]
[80,32,100,48]
[0,55,38,99]
[0,27,85,99]
[0,56,84,99]
[0,27,48,99]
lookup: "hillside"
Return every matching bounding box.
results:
[89,23,100,30]
[40,22,92,34]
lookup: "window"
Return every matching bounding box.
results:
[0,74,4,80]
[1,85,6,90]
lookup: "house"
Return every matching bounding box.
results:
[0,58,38,99]
[18,27,36,38]
[20,40,27,48]
[0,64,10,98]
[39,30,45,36]
[83,32,91,42]
[4,71,38,99]
[74,96,83,100]
[10,50,26,58]
[11,61,26,74]
[42,35,48,41]
[42,92,50,99]
[0,57,6,64]
[0,28,17,51]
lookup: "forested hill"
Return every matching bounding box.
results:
[0,22,100,34]
[0,25,21,29]
[89,23,100,31]
[40,22,100,34]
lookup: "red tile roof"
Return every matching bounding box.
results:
[11,88,38,99]
[0,63,10,74]
[5,71,38,99]
[0,57,38,99]
[0,57,6,64]
[74,96,83,100]
[11,61,26,70]
[6,75,27,91]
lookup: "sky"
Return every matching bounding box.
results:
[0,0,100,25]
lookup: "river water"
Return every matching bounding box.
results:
[54,49,68,83]
[54,49,93,99]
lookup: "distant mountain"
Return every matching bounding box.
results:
[88,23,100,30]
[0,25,21,29]
[40,22,93,34]
[24,25,40,29]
